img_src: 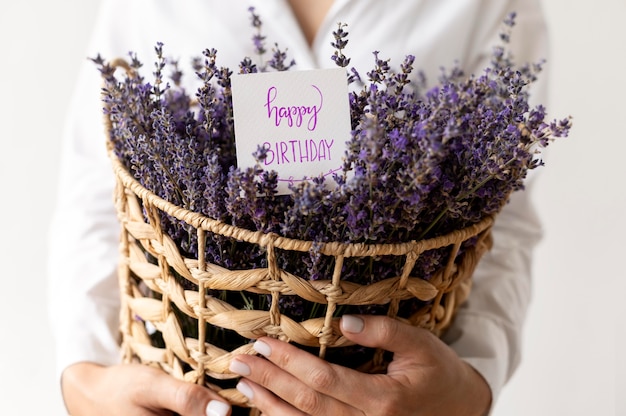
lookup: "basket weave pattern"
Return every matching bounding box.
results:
[110,148,493,409]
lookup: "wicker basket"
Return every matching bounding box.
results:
[107,139,494,412]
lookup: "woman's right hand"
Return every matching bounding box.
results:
[61,362,231,416]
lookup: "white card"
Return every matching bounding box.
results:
[231,68,351,194]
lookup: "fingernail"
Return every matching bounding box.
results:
[237,380,254,401]
[253,339,272,357]
[206,400,230,416]
[229,359,251,376]
[341,315,364,333]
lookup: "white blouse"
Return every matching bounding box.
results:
[48,0,549,407]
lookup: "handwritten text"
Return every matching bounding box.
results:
[265,85,323,131]
[263,138,335,166]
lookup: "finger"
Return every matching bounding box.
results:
[231,353,343,415]
[340,315,440,360]
[232,338,370,414]
[235,379,308,416]
[135,365,231,416]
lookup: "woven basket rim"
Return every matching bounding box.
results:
[108,146,494,258]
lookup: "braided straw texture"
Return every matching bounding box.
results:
[109,141,493,412]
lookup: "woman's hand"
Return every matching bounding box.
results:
[229,315,491,416]
[61,362,231,416]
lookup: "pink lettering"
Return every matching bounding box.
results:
[265,85,323,131]
[261,139,335,166]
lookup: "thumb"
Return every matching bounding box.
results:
[339,314,436,357]
[145,368,232,416]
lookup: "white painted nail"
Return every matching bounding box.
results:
[237,380,255,401]
[206,400,230,416]
[253,339,272,357]
[229,358,251,376]
[341,315,365,333]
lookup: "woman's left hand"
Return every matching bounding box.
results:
[229,314,491,416]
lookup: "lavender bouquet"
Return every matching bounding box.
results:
[95,9,570,402]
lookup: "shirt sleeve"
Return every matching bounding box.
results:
[47,0,125,381]
[442,0,550,408]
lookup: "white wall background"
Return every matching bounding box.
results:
[0,1,622,414]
